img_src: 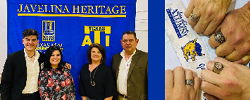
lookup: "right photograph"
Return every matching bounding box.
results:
[165,0,250,100]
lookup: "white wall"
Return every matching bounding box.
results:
[0,0,7,73]
[136,0,148,52]
[0,0,148,73]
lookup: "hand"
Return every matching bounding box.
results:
[201,57,250,100]
[65,63,71,70]
[81,96,87,100]
[185,0,232,35]
[104,96,113,100]
[165,66,201,100]
[208,2,250,65]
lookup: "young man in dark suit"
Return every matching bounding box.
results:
[1,29,71,100]
[111,31,148,100]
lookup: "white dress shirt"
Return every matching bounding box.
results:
[22,50,40,93]
[117,50,136,96]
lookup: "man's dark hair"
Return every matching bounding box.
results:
[87,43,106,64]
[44,46,63,70]
[22,28,39,39]
[122,31,137,40]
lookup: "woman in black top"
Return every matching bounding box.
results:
[79,43,117,100]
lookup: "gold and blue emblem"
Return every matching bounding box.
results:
[42,20,55,42]
[181,39,205,62]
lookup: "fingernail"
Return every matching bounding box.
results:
[242,56,249,61]
[203,95,209,100]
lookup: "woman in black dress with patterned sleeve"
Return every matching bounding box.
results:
[79,43,117,100]
[38,46,76,100]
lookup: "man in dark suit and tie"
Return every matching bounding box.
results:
[1,29,71,100]
[111,31,148,100]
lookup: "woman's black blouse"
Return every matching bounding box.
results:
[79,63,117,99]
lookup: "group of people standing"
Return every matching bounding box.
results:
[1,29,148,100]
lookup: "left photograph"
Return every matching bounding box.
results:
[0,0,148,100]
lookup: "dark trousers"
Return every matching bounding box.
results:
[21,91,41,100]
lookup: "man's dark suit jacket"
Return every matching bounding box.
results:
[1,49,44,100]
[111,49,148,100]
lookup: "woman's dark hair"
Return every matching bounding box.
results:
[87,43,106,64]
[44,46,63,70]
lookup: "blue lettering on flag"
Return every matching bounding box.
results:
[166,8,189,38]
[197,63,206,70]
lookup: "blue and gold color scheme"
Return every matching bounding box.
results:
[181,39,205,62]
[36,20,63,54]
[7,0,136,99]
[82,26,111,46]
[17,4,127,18]
[42,20,55,42]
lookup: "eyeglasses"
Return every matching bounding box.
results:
[122,39,134,43]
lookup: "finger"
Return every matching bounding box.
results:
[193,76,200,93]
[193,13,211,34]
[201,81,224,99]
[203,19,222,36]
[173,66,185,88]
[206,61,214,71]
[67,65,70,69]
[204,93,218,100]
[201,69,221,85]
[193,71,198,77]
[215,42,234,57]
[207,57,230,71]
[69,65,72,69]
[212,57,235,76]
[235,54,250,65]
[185,0,196,18]
[213,57,233,69]
[185,69,194,89]
[225,50,248,62]
[188,1,203,27]
[165,70,174,90]
[185,69,195,100]
[185,69,193,80]
[208,26,222,48]
[188,12,200,27]
[208,33,221,48]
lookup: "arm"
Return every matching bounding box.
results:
[110,56,115,71]
[104,96,113,100]
[79,69,87,98]
[64,67,76,96]
[1,54,14,100]
[104,67,117,99]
